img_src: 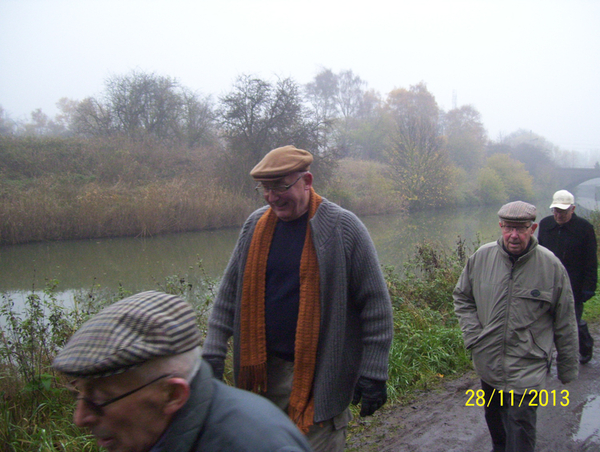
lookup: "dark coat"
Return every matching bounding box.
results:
[538,213,598,303]
[155,361,313,452]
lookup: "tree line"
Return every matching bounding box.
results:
[0,68,574,210]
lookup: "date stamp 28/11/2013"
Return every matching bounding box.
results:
[465,389,570,407]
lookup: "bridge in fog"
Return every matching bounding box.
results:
[558,167,600,191]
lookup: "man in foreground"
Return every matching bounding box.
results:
[202,145,393,451]
[53,290,313,452]
[453,201,579,452]
[538,189,597,364]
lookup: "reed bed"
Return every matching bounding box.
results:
[0,175,260,245]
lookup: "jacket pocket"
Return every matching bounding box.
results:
[505,329,549,360]
[509,287,553,329]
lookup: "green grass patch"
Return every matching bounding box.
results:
[583,288,600,323]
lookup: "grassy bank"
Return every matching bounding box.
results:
[2,236,599,451]
[0,136,405,245]
[1,240,464,451]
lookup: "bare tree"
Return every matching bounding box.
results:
[0,105,17,136]
[218,74,329,193]
[70,71,216,147]
[384,82,454,209]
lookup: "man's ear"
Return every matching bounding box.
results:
[303,172,313,190]
[163,378,190,415]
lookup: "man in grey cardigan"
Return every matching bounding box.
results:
[203,145,394,452]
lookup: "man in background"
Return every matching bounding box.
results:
[53,290,313,452]
[454,201,579,452]
[202,145,393,452]
[538,189,597,364]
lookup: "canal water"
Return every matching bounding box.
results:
[1,202,557,305]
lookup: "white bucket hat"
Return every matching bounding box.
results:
[549,190,574,210]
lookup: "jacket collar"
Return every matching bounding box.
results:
[497,235,539,264]
[545,213,578,232]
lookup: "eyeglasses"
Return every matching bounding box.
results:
[552,207,573,213]
[255,173,305,195]
[501,224,532,234]
[69,374,170,416]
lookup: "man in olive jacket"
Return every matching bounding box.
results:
[453,201,578,452]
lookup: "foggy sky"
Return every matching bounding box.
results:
[1,0,599,154]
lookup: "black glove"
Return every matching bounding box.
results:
[203,356,225,381]
[351,376,387,417]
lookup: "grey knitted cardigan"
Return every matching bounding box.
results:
[202,198,394,423]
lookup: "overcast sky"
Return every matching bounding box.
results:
[1,0,599,154]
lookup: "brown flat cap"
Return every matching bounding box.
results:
[52,291,202,378]
[250,145,313,181]
[497,201,537,223]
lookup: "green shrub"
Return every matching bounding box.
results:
[320,158,406,215]
[0,263,217,451]
[382,238,479,401]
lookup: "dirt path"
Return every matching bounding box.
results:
[347,325,600,451]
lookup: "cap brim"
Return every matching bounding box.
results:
[252,174,287,182]
[549,203,573,210]
[499,218,534,224]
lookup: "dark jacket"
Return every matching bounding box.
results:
[153,361,313,452]
[538,213,598,303]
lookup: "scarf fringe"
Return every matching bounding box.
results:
[238,362,268,393]
[288,400,316,434]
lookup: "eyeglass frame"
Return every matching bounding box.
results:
[69,373,171,416]
[551,206,574,213]
[254,172,307,195]
[500,223,533,234]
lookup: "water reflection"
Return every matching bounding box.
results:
[0,228,241,294]
[573,394,600,443]
[362,205,504,270]
[0,203,552,298]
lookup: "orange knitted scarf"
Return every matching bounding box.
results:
[239,188,322,433]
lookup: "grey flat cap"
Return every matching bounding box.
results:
[250,145,313,181]
[497,201,537,223]
[53,291,202,378]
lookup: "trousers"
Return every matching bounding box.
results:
[260,354,351,452]
[575,299,594,358]
[481,380,538,452]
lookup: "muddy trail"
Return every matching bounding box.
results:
[347,325,600,451]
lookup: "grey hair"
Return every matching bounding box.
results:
[133,346,202,383]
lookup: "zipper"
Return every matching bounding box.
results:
[500,260,516,385]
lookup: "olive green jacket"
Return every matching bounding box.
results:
[453,236,579,393]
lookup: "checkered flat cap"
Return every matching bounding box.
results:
[53,291,202,378]
[497,200,537,223]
